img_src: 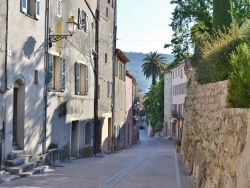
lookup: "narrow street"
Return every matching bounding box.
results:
[1,129,195,188]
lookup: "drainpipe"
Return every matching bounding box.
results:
[93,3,99,156]
[111,0,117,152]
[43,0,50,154]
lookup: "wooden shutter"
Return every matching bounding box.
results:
[85,14,89,32]
[61,57,66,91]
[75,63,80,95]
[57,0,62,17]
[21,0,27,13]
[78,8,83,29]
[48,54,54,90]
[85,64,89,95]
[36,0,40,19]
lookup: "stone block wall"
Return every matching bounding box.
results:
[182,70,250,188]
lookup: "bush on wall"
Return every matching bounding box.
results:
[153,122,163,132]
[228,43,250,108]
[192,20,250,84]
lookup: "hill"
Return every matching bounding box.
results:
[125,52,174,93]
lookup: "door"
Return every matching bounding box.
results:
[12,88,18,145]
[108,118,112,151]
[71,121,79,157]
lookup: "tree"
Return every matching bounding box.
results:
[213,0,232,33]
[141,51,167,85]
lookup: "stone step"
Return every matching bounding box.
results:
[5,162,37,174]
[7,150,25,160]
[17,165,49,177]
[5,155,34,167]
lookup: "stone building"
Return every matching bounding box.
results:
[97,0,116,154]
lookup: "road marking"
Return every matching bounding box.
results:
[175,152,182,188]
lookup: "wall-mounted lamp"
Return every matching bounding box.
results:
[49,16,78,44]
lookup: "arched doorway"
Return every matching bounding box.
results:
[13,75,25,149]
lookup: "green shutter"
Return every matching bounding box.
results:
[75,62,80,95]
[85,64,89,95]
[48,54,54,90]
[61,57,66,91]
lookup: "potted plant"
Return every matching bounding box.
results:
[175,139,181,153]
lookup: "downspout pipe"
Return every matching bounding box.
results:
[93,6,99,156]
[43,0,50,154]
[111,0,117,152]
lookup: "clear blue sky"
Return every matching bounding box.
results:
[117,0,175,55]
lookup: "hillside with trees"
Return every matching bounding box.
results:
[125,52,174,93]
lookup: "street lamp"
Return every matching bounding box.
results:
[49,16,78,44]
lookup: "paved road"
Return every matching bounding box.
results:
[1,129,195,188]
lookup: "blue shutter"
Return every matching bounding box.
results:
[48,54,54,90]
[75,63,80,95]
[21,0,27,13]
[61,57,66,91]
[85,64,89,95]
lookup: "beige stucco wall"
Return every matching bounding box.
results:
[182,70,250,188]
[3,1,46,156]
[46,1,96,157]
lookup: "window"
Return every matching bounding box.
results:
[34,70,38,84]
[105,53,107,63]
[57,0,62,18]
[115,61,118,76]
[106,7,109,17]
[21,0,40,19]
[48,54,66,91]
[107,81,110,97]
[181,68,183,78]
[78,9,88,32]
[74,62,89,95]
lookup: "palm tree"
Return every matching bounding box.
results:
[141,51,167,85]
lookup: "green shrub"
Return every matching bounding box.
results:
[228,43,250,108]
[175,139,182,146]
[153,122,163,132]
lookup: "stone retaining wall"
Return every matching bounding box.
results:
[182,70,250,188]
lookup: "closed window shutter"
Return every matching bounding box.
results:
[21,0,27,13]
[48,54,54,90]
[110,82,112,97]
[85,64,89,95]
[75,63,80,95]
[36,0,40,19]
[61,57,66,91]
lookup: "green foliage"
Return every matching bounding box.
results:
[228,43,250,108]
[193,23,244,84]
[153,122,164,132]
[139,109,146,116]
[141,51,167,85]
[213,0,232,33]
[142,75,164,125]
[175,139,182,146]
[232,0,250,26]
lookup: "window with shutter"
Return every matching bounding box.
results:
[21,0,27,13]
[36,0,40,19]
[75,63,80,95]
[78,9,88,32]
[48,54,54,90]
[61,57,66,91]
[57,0,62,18]
[85,64,89,95]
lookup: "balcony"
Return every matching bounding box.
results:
[172,111,181,118]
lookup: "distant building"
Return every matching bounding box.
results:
[125,71,136,147]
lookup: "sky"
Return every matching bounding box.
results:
[116,0,176,55]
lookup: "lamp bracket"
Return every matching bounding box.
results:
[49,34,72,43]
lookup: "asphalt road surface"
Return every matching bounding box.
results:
[1,129,195,188]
